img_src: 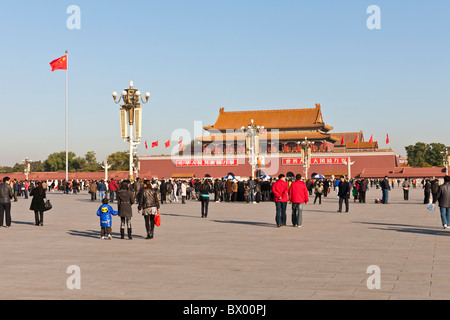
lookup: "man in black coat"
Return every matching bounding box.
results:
[323,179,329,197]
[0,177,14,227]
[337,176,350,213]
[160,180,167,204]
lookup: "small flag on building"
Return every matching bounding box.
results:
[165,140,170,148]
[152,140,158,148]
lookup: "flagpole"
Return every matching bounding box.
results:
[65,50,69,182]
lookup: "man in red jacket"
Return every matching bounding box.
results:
[272,174,289,227]
[289,174,309,227]
[108,178,119,203]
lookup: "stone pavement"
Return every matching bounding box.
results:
[1,186,449,300]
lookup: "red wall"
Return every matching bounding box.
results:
[139,152,398,179]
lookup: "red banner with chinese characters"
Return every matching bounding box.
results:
[176,159,239,167]
[282,157,349,165]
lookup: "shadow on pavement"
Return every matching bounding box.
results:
[12,220,37,226]
[212,219,275,228]
[356,221,450,236]
[67,229,145,239]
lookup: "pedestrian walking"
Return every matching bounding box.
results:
[225,179,233,202]
[289,174,309,227]
[231,180,238,202]
[30,181,46,226]
[323,179,329,197]
[437,176,450,229]
[313,180,323,204]
[181,181,187,204]
[0,177,13,228]
[117,181,134,239]
[97,180,107,202]
[272,174,289,227]
[89,180,97,201]
[402,178,410,201]
[200,179,212,218]
[248,177,256,203]
[108,178,119,203]
[334,179,340,197]
[352,183,359,202]
[96,198,118,239]
[337,176,350,213]
[424,179,431,204]
[431,177,440,203]
[12,179,18,202]
[133,178,142,202]
[359,178,368,203]
[138,180,160,239]
[244,183,250,203]
[380,176,391,204]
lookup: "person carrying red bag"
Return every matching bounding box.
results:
[138,180,160,240]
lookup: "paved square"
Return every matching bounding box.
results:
[1,186,449,300]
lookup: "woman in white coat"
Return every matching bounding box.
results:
[181,181,187,204]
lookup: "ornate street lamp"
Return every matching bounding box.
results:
[241,119,264,179]
[112,81,150,181]
[300,138,314,180]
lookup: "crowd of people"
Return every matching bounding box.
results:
[1,174,450,239]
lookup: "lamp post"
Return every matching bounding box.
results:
[342,157,355,180]
[442,147,449,176]
[241,119,264,179]
[300,138,314,180]
[102,161,112,182]
[112,81,150,181]
[22,157,33,180]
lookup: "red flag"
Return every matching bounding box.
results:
[386,134,390,144]
[340,136,345,146]
[353,135,359,144]
[164,140,170,148]
[369,135,373,144]
[151,140,158,148]
[179,140,183,149]
[50,55,67,72]
[145,141,148,149]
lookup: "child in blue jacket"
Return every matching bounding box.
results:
[97,198,118,240]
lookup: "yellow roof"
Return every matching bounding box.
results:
[204,104,333,132]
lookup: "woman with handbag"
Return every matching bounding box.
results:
[30,181,46,226]
[138,180,160,239]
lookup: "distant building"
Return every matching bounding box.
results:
[197,104,338,154]
[139,104,412,179]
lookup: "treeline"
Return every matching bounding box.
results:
[405,142,448,167]
[0,151,136,173]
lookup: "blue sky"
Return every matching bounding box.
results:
[0,0,449,166]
